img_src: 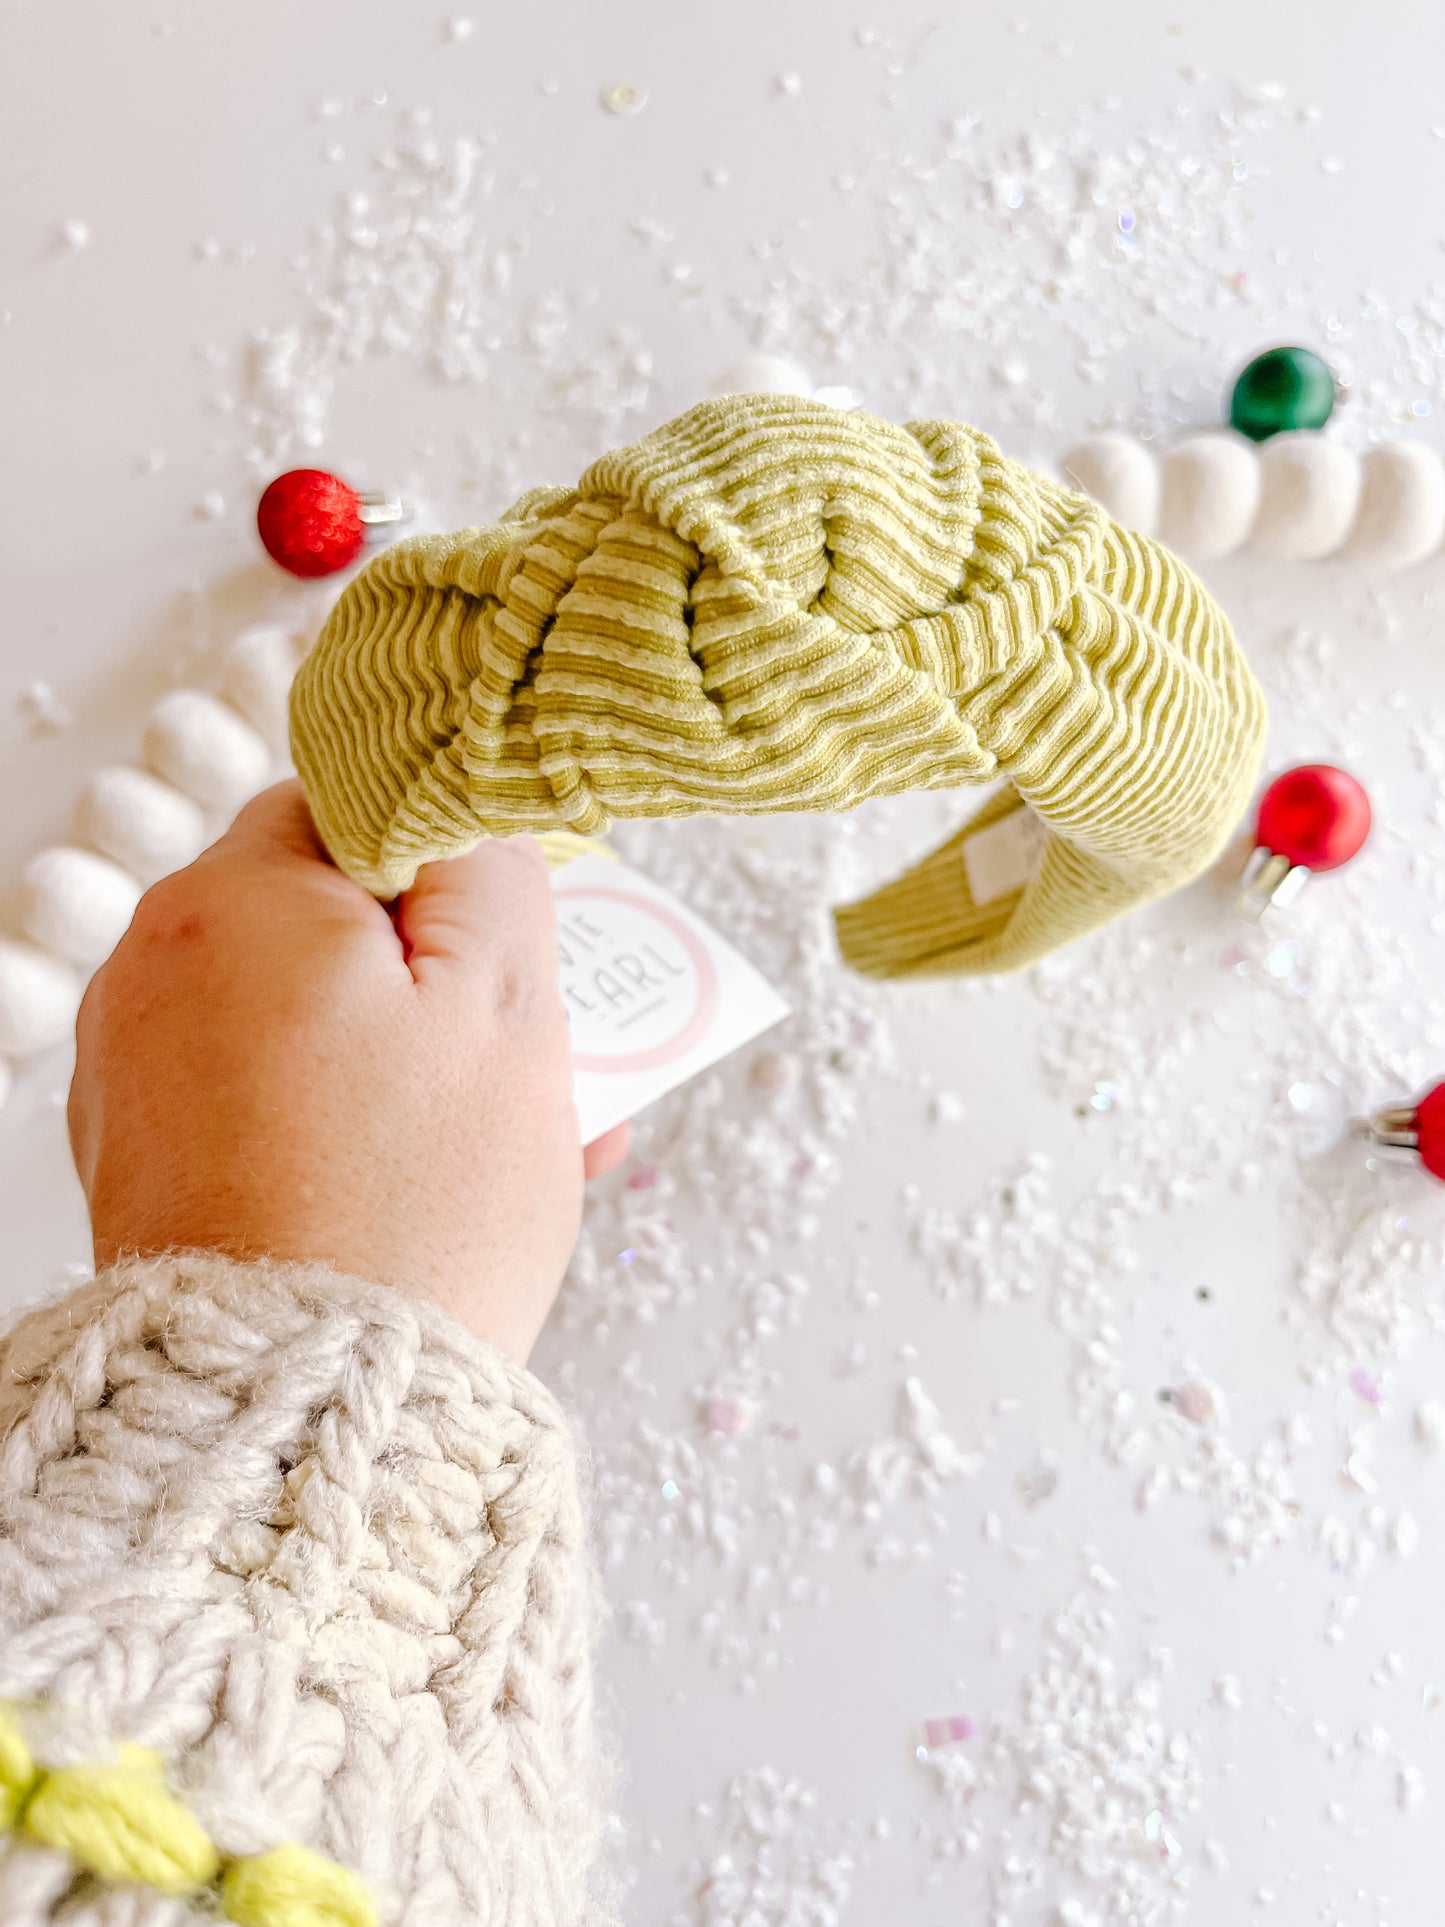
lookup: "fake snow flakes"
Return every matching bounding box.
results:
[916,1568,1201,1925]
[686,1769,854,1927]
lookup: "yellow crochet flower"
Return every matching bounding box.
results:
[291,394,1265,975]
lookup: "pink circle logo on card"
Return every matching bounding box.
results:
[553,886,719,1074]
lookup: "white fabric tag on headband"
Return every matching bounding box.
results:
[962,806,1047,905]
[551,854,790,1143]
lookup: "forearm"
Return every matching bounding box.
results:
[0,1252,607,1926]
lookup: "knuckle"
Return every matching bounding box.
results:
[127,868,215,949]
[490,953,560,1030]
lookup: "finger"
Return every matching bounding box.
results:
[205,781,329,866]
[583,1122,631,1181]
[396,836,557,991]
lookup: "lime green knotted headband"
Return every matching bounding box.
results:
[290,394,1266,976]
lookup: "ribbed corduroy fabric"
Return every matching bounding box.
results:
[291,395,1266,976]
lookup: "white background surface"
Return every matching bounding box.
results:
[6,3,1445,1921]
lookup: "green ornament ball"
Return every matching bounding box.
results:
[1228,346,1337,442]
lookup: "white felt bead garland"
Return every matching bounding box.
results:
[20,848,143,967]
[0,652,289,1104]
[1060,432,1160,536]
[143,690,273,812]
[1060,429,1445,568]
[1347,444,1445,570]
[77,766,209,886]
[1158,435,1263,561]
[0,940,82,1058]
[714,352,815,399]
[1249,435,1361,561]
[220,623,303,746]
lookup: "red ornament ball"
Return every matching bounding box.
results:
[256,469,365,578]
[1415,1083,1445,1182]
[1255,764,1371,872]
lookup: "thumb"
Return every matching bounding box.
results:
[395,836,558,993]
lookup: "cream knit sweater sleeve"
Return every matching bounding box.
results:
[0,1252,609,1927]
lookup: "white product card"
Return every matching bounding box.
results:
[551,855,790,1143]
[961,806,1048,905]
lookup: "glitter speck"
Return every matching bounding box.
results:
[616,1247,638,1267]
[625,1167,657,1191]
[1264,941,1298,979]
[1142,1809,1182,1861]
[1351,1367,1382,1406]
[660,1479,680,1503]
[1117,208,1136,233]
[707,1398,749,1437]
[1173,1381,1218,1425]
[1287,1081,1319,1113]
[601,82,646,116]
[917,1714,977,1753]
[1090,1080,1120,1113]
[1413,399,1433,418]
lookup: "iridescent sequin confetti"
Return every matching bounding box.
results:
[914,1714,977,1759]
[1142,1808,1182,1862]
[1263,941,1299,979]
[1350,1367,1382,1406]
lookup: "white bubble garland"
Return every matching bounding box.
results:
[143,689,273,812]
[0,941,82,1058]
[0,620,312,1104]
[19,849,143,968]
[1061,428,1445,568]
[77,767,209,886]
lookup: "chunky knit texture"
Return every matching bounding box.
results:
[291,394,1266,975]
[0,1254,607,1926]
